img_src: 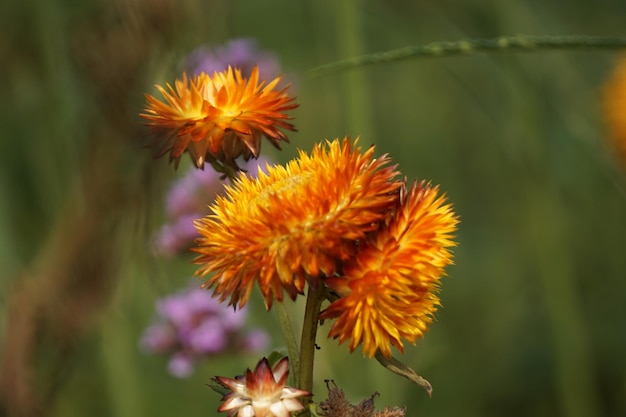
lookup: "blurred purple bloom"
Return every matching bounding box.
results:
[185,38,281,82]
[188,318,227,353]
[218,305,248,332]
[156,291,196,327]
[185,287,222,314]
[153,156,273,257]
[243,329,271,352]
[165,168,224,219]
[140,284,271,378]
[168,353,194,379]
[140,323,176,354]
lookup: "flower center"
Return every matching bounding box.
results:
[220,106,243,119]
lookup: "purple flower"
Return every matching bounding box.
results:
[165,168,224,219]
[140,283,271,378]
[153,215,200,258]
[168,353,194,379]
[153,157,273,257]
[188,318,227,353]
[156,292,195,327]
[243,329,271,352]
[218,306,248,332]
[185,38,281,82]
[185,287,222,315]
[140,323,176,353]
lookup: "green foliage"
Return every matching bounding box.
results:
[2,0,626,417]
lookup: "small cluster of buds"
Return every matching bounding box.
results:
[140,284,269,378]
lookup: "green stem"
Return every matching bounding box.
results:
[334,0,374,137]
[275,302,300,386]
[298,284,325,401]
[524,185,601,417]
[307,34,626,78]
[206,153,239,180]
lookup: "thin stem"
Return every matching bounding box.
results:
[298,284,325,402]
[334,0,375,137]
[523,184,601,417]
[275,302,300,387]
[307,34,626,78]
[206,153,239,180]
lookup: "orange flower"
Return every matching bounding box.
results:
[320,180,459,358]
[214,357,310,417]
[603,55,626,167]
[141,66,298,169]
[193,138,401,309]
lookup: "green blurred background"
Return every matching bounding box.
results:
[2,0,626,416]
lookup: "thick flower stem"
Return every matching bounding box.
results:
[298,284,325,404]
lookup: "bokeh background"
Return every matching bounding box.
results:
[2,0,626,416]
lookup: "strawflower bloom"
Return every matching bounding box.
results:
[193,138,401,310]
[153,157,272,257]
[185,38,281,81]
[320,180,459,358]
[214,357,309,417]
[603,55,626,167]
[141,66,297,169]
[140,284,270,378]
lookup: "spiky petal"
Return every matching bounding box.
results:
[193,138,401,310]
[214,357,309,417]
[141,66,297,169]
[321,180,459,358]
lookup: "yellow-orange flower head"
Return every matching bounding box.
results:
[603,55,626,168]
[141,66,298,169]
[320,180,459,358]
[193,138,401,310]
